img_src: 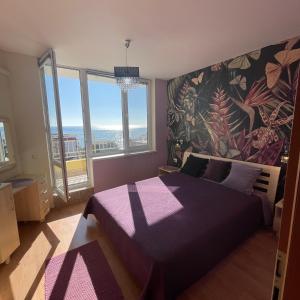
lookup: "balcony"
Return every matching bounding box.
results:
[52,137,122,188]
[54,158,87,189]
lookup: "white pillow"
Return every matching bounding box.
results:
[222,162,262,195]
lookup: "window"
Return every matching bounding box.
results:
[41,62,153,194]
[0,119,15,169]
[87,73,151,156]
[128,85,149,149]
[87,75,124,155]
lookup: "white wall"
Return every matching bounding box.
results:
[0,50,51,191]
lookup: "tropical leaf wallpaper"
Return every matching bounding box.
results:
[167,37,300,167]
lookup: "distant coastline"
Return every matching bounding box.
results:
[50,126,147,147]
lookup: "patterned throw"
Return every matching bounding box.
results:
[45,241,123,300]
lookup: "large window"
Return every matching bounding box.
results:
[41,60,152,193]
[87,73,151,156]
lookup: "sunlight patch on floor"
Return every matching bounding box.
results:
[46,213,83,254]
[9,231,51,300]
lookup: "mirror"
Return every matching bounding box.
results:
[0,118,15,169]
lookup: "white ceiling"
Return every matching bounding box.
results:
[0,0,300,79]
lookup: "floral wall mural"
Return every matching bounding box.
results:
[167,37,300,167]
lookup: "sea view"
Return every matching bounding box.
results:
[51,126,147,149]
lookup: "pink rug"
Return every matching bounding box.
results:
[45,241,124,300]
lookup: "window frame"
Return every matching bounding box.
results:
[0,117,16,171]
[85,70,153,158]
[49,65,154,171]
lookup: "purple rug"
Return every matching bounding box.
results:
[45,241,124,300]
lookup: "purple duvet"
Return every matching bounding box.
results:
[83,173,263,300]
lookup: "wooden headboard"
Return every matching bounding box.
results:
[182,151,281,204]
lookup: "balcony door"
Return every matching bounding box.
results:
[39,49,69,201]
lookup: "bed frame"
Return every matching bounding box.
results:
[182,152,281,205]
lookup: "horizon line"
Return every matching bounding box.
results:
[50,125,147,131]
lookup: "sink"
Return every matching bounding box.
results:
[5,178,33,188]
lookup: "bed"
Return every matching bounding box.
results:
[83,152,280,300]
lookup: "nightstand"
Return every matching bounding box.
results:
[273,199,284,238]
[159,165,180,176]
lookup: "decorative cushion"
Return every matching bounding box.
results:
[221,162,262,195]
[181,155,209,177]
[202,159,232,182]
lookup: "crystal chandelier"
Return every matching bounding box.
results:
[114,39,140,91]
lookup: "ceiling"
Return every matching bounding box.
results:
[0,0,300,80]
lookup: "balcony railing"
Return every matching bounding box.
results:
[51,135,147,187]
[52,151,85,161]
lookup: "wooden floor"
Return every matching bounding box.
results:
[0,202,277,300]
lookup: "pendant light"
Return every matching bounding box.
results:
[114,39,140,91]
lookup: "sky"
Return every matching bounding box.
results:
[45,69,147,130]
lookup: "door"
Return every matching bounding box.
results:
[56,67,91,189]
[271,70,300,299]
[39,49,69,201]
[281,160,300,300]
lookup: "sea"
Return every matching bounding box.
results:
[51,126,147,148]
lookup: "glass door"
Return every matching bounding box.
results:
[56,67,90,189]
[39,49,69,201]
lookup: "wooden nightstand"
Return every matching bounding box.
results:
[159,165,180,176]
[273,199,284,238]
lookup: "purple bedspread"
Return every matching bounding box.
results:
[83,173,263,300]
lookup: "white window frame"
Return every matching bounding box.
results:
[42,64,154,191]
[84,70,153,158]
